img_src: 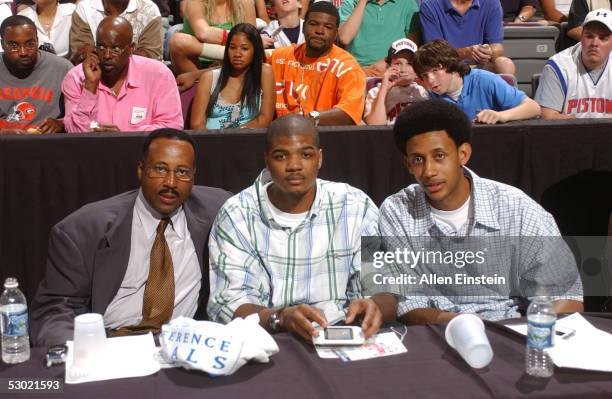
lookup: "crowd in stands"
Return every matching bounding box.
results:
[0,0,610,134]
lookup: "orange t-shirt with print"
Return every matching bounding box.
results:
[269,43,366,124]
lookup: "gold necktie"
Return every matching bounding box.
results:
[112,217,175,336]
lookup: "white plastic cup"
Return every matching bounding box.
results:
[72,313,107,374]
[445,314,493,368]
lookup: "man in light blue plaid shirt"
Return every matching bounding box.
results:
[208,115,398,340]
[379,100,583,324]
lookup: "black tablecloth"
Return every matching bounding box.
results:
[2,314,612,398]
[1,119,611,302]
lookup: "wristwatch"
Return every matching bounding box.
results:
[308,110,321,126]
[268,309,283,333]
[518,15,527,22]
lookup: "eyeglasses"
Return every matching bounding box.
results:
[4,40,38,52]
[95,44,128,56]
[146,165,195,182]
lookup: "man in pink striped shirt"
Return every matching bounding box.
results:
[62,16,183,133]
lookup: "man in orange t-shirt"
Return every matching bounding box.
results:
[269,1,365,126]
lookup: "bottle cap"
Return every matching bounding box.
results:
[4,277,18,289]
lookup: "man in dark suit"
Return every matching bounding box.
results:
[30,128,231,347]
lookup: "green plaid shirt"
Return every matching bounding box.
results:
[208,170,380,324]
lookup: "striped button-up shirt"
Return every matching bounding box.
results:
[208,170,380,324]
[379,167,583,321]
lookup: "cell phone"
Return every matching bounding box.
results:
[312,326,365,346]
[555,326,576,339]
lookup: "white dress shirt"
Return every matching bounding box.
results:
[19,3,76,57]
[104,190,201,329]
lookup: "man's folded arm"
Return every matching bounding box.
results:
[207,208,271,324]
[400,307,458,325]
[553,299,584,314]
[397,296,457,325]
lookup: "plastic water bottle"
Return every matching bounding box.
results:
[526,295,556,378]
[1,278,30,364]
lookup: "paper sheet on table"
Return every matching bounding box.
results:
[315,332,407,361]
[505,312,596,336]
[65,333,160,384]
[504,313,612,372]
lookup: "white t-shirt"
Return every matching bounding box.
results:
[263,182,309,229]
[430,196,471,233]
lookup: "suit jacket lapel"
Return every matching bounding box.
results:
[91,192,137,314]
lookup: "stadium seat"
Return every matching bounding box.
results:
[503,25,559,97]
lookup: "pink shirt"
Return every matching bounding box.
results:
[62,55,183,132]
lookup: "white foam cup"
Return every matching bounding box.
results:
[445,314,493,368]
[72,313,107,373]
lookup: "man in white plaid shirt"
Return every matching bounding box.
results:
[208,114,398,340]
[379,100,583,325]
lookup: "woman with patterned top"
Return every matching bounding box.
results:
[191,23,275,129]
